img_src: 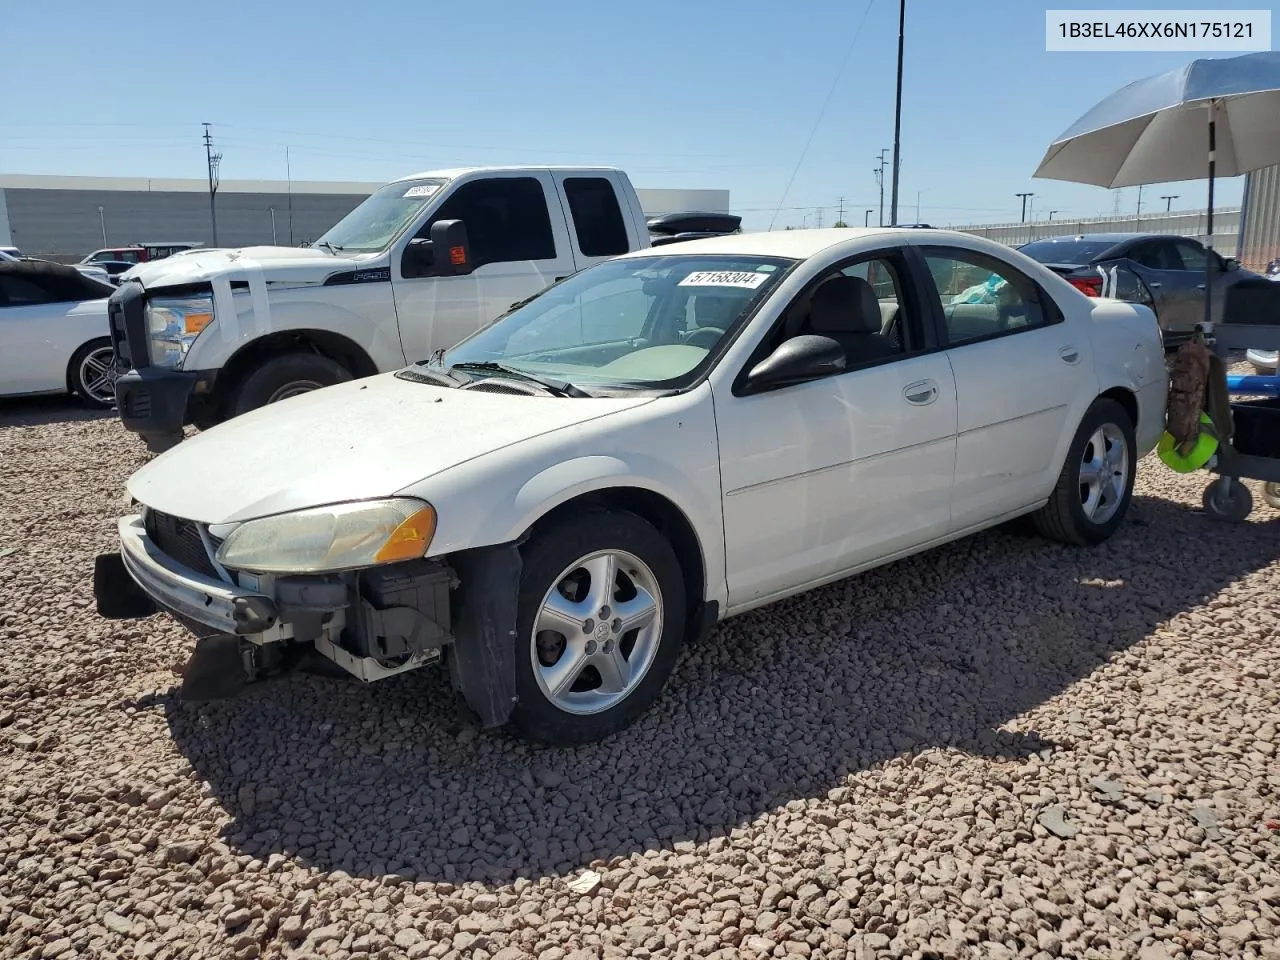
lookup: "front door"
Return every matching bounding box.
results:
[917,244,1095,530]
[714,251,958,609]
[1127,238,1202,333]
[391,173,578,362]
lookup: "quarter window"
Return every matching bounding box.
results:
[563,177,630,257]
[1130,241,1181,271]
[425,177,557,264]
[921,248,1053,346]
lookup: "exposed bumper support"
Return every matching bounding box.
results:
[447,543,522,729]
[111,514,288,639]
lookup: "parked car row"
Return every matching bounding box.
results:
[92,202,1169,745]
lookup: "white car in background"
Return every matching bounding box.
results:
[95,228,1167,745]
[0,259,118,407]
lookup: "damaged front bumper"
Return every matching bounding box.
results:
[93,512,522,727]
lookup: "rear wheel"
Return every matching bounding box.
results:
[1032,397,1136,546]
[69,337,117,409]
[510,510,687,746]
[228,351,352,417]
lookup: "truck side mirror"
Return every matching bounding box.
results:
[402,220,474,279]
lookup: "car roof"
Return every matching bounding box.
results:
[611,226,1005,261]
[1025,232,1165,244]
[389,165,627,184]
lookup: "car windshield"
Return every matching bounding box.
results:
[313,178,448,253]
[437,253,797,391]
[1018,238,1122,265]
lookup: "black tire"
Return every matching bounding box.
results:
[68,337,117,409]
[1032,397,1137,546]
[510,509,688,746]
[1202,477,1253,522]
[228,351,353,417]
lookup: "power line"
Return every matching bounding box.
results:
[767,0,878,230]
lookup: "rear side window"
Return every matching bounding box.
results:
[1129,241,1181,271]
[563,177,630,257]
[427,177,557,264]
[1019,238,1118,265]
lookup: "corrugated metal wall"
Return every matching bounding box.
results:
[2,188,367,259]
[1240,164,1280,272]
[0,183,732,260]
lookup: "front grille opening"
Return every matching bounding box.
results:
[144,510,223,579]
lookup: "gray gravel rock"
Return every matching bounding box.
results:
[2,363,1279,959]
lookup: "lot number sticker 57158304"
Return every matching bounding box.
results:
[679,271,770,289]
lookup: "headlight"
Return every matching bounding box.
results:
[215,498,437,574]
[145,295,214,369]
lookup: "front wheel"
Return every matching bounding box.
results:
[1032,397,1137,546]
[510,510,688,746]
[228,351,353,418]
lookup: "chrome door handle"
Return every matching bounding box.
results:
[1059,345,1080,364]
[903,379,937,405]
[1196,283,1206,289]
[1149,281,1163,288]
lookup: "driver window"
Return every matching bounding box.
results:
[922,248,1048,346]
[420,177,558,265]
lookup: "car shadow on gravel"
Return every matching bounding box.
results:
[141,491,1280,886]
[0,395,114,427]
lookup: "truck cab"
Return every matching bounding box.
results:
[108,166,652,452]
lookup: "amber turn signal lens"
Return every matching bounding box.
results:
[184,312,214,334]
[373,505,437,563]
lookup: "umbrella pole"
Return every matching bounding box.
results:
[1203,98,1216,331]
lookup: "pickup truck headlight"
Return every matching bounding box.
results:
[145,295,214,369]
[214,498,437,574]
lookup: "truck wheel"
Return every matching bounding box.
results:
[69,337,117,409]
[510,510,688,746]
[229,352,353,416]
[1032,397,1136,546]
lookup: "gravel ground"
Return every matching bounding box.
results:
[2,374,1279,960]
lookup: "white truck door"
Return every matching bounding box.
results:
[390,171,577,363]
[550,172,648,272]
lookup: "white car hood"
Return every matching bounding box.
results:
[124,245,371,290]
[126,372,654,524]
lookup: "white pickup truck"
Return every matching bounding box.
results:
[108,166,656,451]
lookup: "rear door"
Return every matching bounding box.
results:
[391,172,578,361]
[550,173,647,273]
[916,243,1096,530]
[1126,239,1199,333]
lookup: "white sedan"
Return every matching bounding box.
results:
[93,227,1168,745]
[0,259,118,407]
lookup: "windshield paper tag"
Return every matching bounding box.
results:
[403,185,438,198]
[679,271,769,289]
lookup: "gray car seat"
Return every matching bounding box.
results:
[801,275,899,365]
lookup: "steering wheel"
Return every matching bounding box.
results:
[683,326,725,349]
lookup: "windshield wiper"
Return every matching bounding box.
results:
[449,361,591,398]
[313,240,345,255]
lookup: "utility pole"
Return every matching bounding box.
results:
[889,0,906,227]
[1135,185,1144,221]
[1161,194,1179,212]
[1016,192,1034,223]
[203,123,222,246]
[865,209,874,227]
[816,208,823,228]
[836,196,846,226]
[874,149,889,226]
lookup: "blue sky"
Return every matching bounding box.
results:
[1,0,1268,231]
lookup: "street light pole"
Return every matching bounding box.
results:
[889,0,905,226]
[1016,192,1034,222]
[269,207,277,245]
[1161,194,1179,212]
[865,209,873,227]
[97,205,106,245]
[916,189,926,223]
[874,150,888,227]
[1048,210,1059,221]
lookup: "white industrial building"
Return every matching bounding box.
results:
[0,174,731,260]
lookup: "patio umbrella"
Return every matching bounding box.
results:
[1032,50,1280,328]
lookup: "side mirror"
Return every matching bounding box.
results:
[401,219,474,279]
[741,335,846,393]
[1223,256,1240,272]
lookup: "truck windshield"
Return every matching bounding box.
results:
[437,253,797,392]
[313,178,448,253]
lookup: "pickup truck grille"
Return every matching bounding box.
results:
[144,509,223,580]
[108,280,148,371]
